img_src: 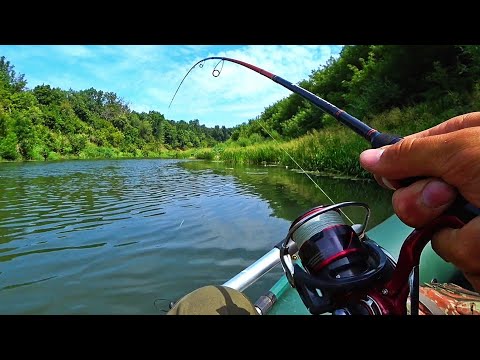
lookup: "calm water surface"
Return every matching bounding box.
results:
[0,159,393,314]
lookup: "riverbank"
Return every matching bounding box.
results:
[189,126,371,179]
[191,97,480,179]
[0,146,197,163]
[1,128,371,179]
[2,98,475,181]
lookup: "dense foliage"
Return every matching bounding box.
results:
[3,45,480,179]
[223,45,480,177]
[0,55,232,161]
[231,45,480,141]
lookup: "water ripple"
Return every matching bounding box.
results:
[0,158,392,314]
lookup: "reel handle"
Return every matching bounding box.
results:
[367,214,465,315]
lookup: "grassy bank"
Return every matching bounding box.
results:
[0,143,198,162]
[190,92,480,179]
[4,90,478,178]
[199,128,369,179]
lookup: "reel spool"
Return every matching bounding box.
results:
[280,202,394,315]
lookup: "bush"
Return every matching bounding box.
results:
[0,132,19,160]
[194,148,215,160]
[47,151,61,160]
[31,144,48,161]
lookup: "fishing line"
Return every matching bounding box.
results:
[168,59,206,109]
[168,58,372,228]
[258,122,354,225]
[212,59,224,77]
[168,59,223,109]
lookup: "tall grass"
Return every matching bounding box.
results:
[192,148,216,160]
[6,91,477,170]
[279,128,369,178]
[221,143,283,165]
[211,129,369,178]
[195,96,479,179]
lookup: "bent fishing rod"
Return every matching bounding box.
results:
[169,56,480,225]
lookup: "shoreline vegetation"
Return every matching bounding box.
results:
[2,45,480,180]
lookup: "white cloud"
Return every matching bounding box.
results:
[0,44,343,127]
[52,45,94,58]
[160,45,341,126]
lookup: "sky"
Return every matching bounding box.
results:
[0,45,343,128]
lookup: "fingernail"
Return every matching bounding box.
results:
[421,180,457,208]
[382,177,397,190]
[360,149,384,168]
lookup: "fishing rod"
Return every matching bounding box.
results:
[170,56,399,148]
[169,56,479,225]
[169,56,480,315]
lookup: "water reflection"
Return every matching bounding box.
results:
[179,160,393,228]
[0,159,393,314]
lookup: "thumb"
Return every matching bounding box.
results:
[359,136,451,180]
[359,128,480,207]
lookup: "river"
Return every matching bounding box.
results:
[0,159,393,314]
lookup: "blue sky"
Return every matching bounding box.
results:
[0,45,343,128]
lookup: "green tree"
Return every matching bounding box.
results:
[0,56,27,92]
[0,132,19,160]
[14,111,37,159]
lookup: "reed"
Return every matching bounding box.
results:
[195,98,474,179]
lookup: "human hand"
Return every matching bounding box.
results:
[359,112,480,291]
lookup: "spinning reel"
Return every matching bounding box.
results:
[280,201,465,315]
